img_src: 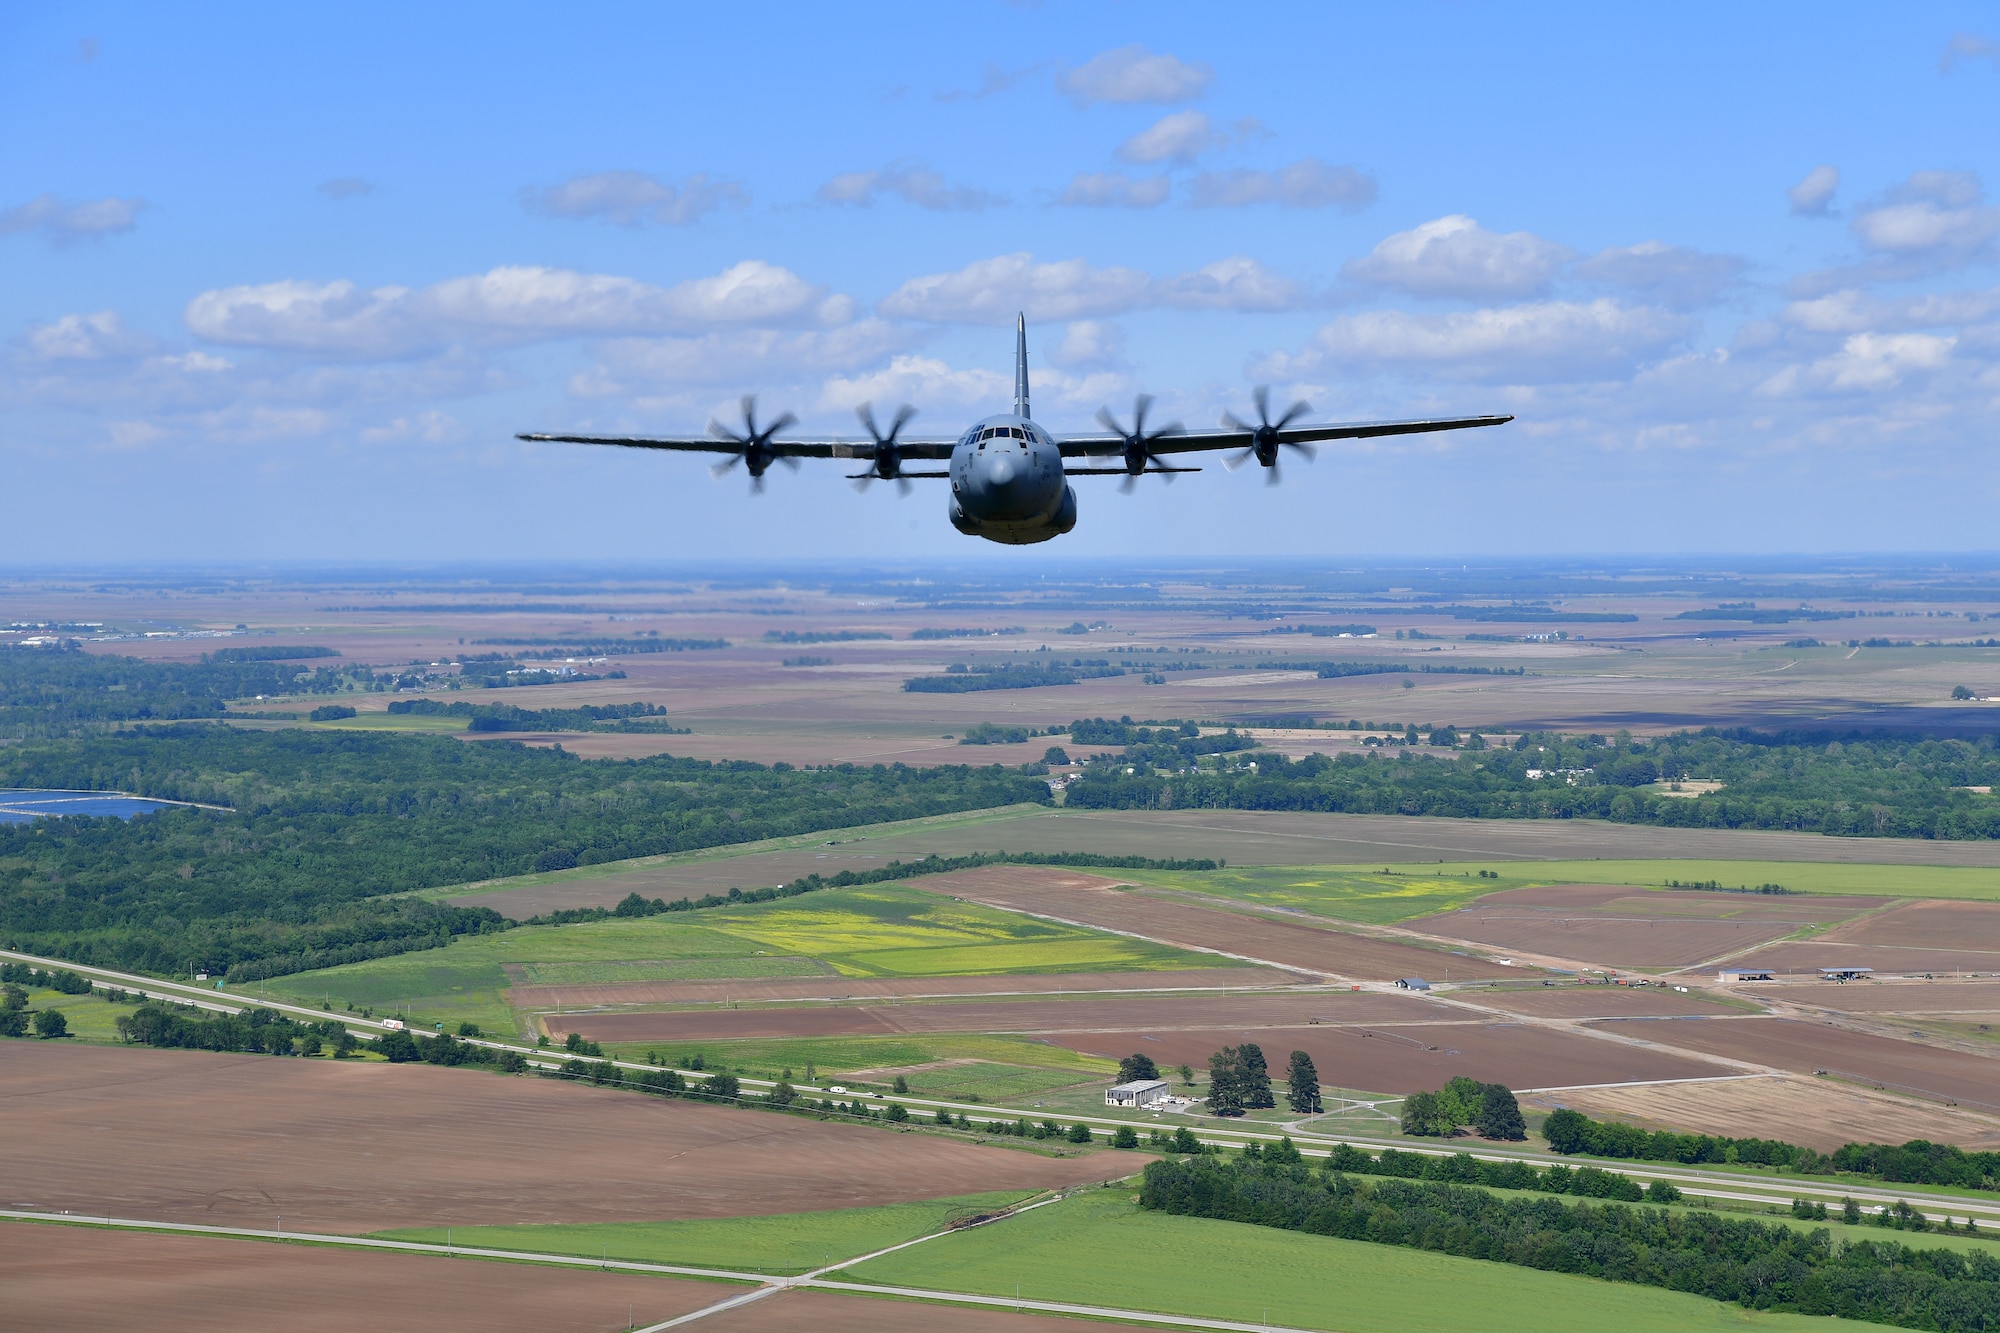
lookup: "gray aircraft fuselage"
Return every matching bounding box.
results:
[947,413,1076,545]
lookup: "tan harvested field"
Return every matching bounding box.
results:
[1475,986,1736,1018]
[553,990,1437,1046]
[1723,940,2000,978]
[1821,898,2000,950]
[0,1222,724,1333]
[1050,1020,1730,1093]
[911,865,1514,980]
[701,1288,1104,1332]
[0,1044,1131,1234]
[509,966,1301,1011]
[1519,1075,2000,1153]
[1769,979,2000,1014]
[1478,885,1885,922]
[1602,1016,2000,1113]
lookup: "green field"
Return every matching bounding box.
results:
[255,882,1220,1038]
[376,1189,1037,1275]
[9,986,138,1043]
[601,1032,1116,1099]
[840,1186,1864,1332]
[1122,865,1507,924]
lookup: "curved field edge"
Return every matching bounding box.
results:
[838,1186,1866,1333]
[372,1189,1039,1275]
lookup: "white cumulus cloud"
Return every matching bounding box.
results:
[879,253,1308,324]
[521,170,747,226]
[1344,215,1573,299]
[1158,257,1304,311]
[1188,159,1376,212]
[817,163,1000,212]
[1117,110,1219,165]
[27,311,153,360]
[1574,240,1747,307]
[0,193,147,244]
[1058,171,1171,208]
[185,262,851,358]
[1294,299,1691,381]
[1056,45,1212,105]
[1048,320,1126,370]
[1788,165,1840,216]
[1851,171,2000,259]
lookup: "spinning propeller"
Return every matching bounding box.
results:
[707,396,798,493]
[852,402,919,495]
[1222,386,1314,486]
[1096,394,1185,494]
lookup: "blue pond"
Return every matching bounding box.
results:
[0,789,179,824]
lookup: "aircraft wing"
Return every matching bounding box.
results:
[515,433,961,461]
[1056,413,1514,457]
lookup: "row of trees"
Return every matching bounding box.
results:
[1066,728,2000,841]
[1140,1154,1994,1330]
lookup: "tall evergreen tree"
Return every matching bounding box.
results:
[1239,1042,1274,1109]
[1207,1045,1245,1117]
[1475,1083,1526,1140]
[1285,1050,1322,1114]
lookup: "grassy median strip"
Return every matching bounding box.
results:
[373,1190,1037,1275]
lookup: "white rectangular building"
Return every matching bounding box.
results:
[1106,1079,1171,1109]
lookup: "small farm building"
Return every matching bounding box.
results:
[1395,977,1431,991]
[1718,969,1774,982]
[1821,967,1874,983]
[1106,1079,1171,1109]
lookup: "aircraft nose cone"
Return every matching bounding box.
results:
[989,455,1016,486]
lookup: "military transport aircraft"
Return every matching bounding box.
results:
[519,316,1513,546]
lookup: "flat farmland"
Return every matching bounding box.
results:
[1724,939,2000,978]
[550,989,1436,1047]
[0,1044,1132,1234]
[0,1223,726,1333]
[1048,1019,1730,1093]
[508,965,1299,1011]
[1818,897,2000,949]
[1771,979,2000,1013]
[1602,1016,2000,1113]
[911,866,1515,980]
[1476,986,1739,1018]
[1519,1075,2000,1153]
[700,1289,1096,1332]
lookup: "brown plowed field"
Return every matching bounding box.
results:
[703,1289,1102,1331]
[1723,942,2000,978]
[553,990,1438,1045]
[1471,885,1884,923]
[1519,1075,2000,1153]
[511,966,1297,1011]
[0,1222,723,1333]
[0,1044,1132,1234]
[1475,987,1735,1018]
[911,866,1514,980]
[1821,899,2000,950]
[1048,1021,1729,1095]
[1419,885,1882,970]
[1599,1016,2000,1113]
[1769,980,2000,1013]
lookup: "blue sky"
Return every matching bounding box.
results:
[5,3,2000,563]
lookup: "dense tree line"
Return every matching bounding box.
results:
[385,698,688,733]
[116,1001,359,1056]
[1401,1076,1526,1140]
[0,726,1052,979]
[0,645,353,735]
[1207,1043,1274,1116]
[1546,1107,2000,1191]
[1067,728,2000,840]
[1140,1154,2000,1330]
[903,662,1125,692]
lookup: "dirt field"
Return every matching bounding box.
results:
[553,990,1439,1046]
[0,1222,724,1333]
[1819,898,2000,950]
[1721,941,2000,979]
[1474,987,1735,1018]
[0,1044,1133,1234]
[509,966,1300,1012]
[1599,1016,2000,1113]
[910,866,1514,981]
[1763,979,2000,1014]
[1518,1074,2000,1152]
[702,1288,1112,1332]
[1473,885,1884,922]
[1049,1020,1729,1095]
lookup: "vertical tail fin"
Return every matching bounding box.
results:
[1013,312,1030,420]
